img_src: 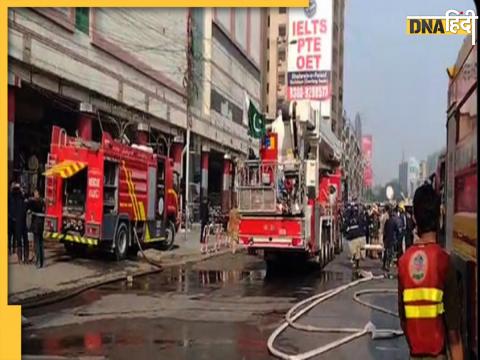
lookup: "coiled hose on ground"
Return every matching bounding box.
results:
[267,271,403,360]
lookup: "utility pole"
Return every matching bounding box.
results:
[184,9,194,234]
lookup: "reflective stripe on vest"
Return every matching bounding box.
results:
[405,303,445,319]
[403,288,443,302]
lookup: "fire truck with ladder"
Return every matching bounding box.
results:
[434,35,477,359]
[236,101,343,269]
[43,125,180,260]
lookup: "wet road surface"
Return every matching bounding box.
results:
[22,250,409,359]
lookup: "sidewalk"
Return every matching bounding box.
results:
[8,225,234,306]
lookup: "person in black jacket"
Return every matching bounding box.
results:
[382,205,400,271]
[343,202,367,269]
[200,198,210,244]
[27,189,45,268]
[404,205,415,250]
[11,183,29,263]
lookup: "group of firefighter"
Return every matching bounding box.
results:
[341,199,415,272]
[340,182,464,360]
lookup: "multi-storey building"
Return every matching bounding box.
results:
[8,8,265,222]
[340,113,364,201]
[419,160,428,184]
[263,1,345,138]
[399,156,420,198]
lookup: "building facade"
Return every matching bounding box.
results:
[263,1,345,139]
[419,160,428,184]
[399,157,420,198]
[8,8,265,223]
[354,112,362,142]
[340,113,364,201]
[399,160,408,197]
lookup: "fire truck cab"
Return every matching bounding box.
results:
[43,126,180,260]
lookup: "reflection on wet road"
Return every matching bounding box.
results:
[22,252,408,359]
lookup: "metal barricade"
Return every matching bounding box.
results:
[200,223,231,254]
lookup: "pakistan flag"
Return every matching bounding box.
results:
[244,93,266,139]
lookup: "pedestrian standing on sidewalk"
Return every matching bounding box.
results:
[27,189,45,268]
[11,183,29,263]
[200,198,210,244]
[398,184,463,360]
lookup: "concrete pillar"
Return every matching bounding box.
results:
[8,86,15,183]
[136,123,149,146]
[231,157,237,208]
[222,154,232,213]
[200,146,209,221]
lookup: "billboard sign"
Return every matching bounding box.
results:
[362,135,373,188]
[287,0,333,101]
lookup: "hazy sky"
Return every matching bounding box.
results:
[343,0,475,186]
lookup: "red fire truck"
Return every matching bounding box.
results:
[438,35,477,359]
[43,126,180,260]
[237,101,342,269]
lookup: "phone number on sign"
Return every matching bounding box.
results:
[288,86,330,100]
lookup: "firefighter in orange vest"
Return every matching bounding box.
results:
[398,184,463,360]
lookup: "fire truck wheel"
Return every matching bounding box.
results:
[114,222,129,261]
[163,221,176,251]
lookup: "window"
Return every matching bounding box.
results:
[267,60,270,72]
[267,82,269,93]
[278,48,286,62]
[268,15,270,27]
[235,9,247,49]
[278,73,285,85]
[279,7,287,14]
[278,24,286,37]
[75,8,90,34]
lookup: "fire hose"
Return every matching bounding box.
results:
[267,271,403,360]
[132,221,164,269]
